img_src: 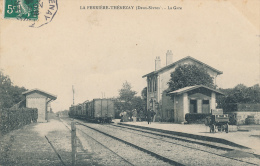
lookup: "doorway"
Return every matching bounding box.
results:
[190,100,197,113]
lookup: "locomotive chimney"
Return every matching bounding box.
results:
[155,56,161,71]
[166,50,173,66]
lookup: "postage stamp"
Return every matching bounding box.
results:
[3,0,58,28]
[4,0,39,20]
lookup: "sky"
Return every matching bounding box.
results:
[0,0,259,112]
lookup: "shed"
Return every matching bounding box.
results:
[168,85,224,123]
[22,89,57,122]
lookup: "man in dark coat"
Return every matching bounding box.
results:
[147,109,152,124]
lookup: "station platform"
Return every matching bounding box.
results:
[115,120,260,156]
[0,115,92,166]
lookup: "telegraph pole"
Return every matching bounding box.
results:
[72,85,75,105]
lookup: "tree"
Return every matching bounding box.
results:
[141,87,147,100]
[132,96,145,112]
[0,70,27,108]
[115,81,137,112]
[168,64,215,92]
[114,81,150,119]
[141,87,147,111]
[118,81,137,102]
[217,84,260,111]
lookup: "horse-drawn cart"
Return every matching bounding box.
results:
[205,109,229,133]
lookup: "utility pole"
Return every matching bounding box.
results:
[101,92,105,99]
[72,85,75,105]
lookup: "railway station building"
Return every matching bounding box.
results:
[22,89,57,123]
[142,50,223,123]
[168,85,224,123]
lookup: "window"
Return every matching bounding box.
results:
[152,78,154,92]
[148,78,152,92]
[154,77,157,91]
[203,100,209,104]
[148,76,158,92]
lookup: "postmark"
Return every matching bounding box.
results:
[30,0,58,28]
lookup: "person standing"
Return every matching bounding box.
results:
[121,111,128,122]
[151,109,156,122]
[147,109,152,124]
[132,109,137,123]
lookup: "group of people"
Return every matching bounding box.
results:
[120,108,156,124]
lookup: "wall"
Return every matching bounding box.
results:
[188,90,211,114]
[161,91,174,121]
[26,92,47,122]
[210,92,216,110]
[174,94,184,123]
[234,111,260,125]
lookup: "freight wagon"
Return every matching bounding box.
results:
[69,98,115,123]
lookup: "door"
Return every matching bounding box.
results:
[190,100,197,113]
[202,100,210,114]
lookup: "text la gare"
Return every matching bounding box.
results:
[168,6,182,10]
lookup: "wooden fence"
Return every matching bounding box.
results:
[0,108,38,136]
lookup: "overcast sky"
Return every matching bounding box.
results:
[0,0,259,112]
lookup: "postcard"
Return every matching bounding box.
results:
[0,0,259,165]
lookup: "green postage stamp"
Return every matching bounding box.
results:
[4,0,39,20]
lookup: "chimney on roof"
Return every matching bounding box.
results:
[155,56,161,71]
[166,50,173,66]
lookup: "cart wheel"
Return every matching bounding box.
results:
[221,125,225,133]
[212,124,216,133]
[210,125,213,133]
[225,124,229,133]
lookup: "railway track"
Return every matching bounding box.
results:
[61,119,173,166]
[77,127,136,166]
[61,118,260,165]
[77,123,183,166]
[107,124,260,165]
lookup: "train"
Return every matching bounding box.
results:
[68,98,115,123]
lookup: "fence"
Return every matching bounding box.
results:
[0,108,38,135]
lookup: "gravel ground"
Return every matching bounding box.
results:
[0,115,97,166]
[111,125,260,164]
[81,122,260,166]
[76,124,173,166]
[0,122,71,166]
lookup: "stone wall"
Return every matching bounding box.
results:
[233,111,260,125]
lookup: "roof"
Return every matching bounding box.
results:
[168,85,224,95]
[22,89,57,100]
[142,56,223,78]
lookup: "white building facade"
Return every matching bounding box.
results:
[142,50,223,122]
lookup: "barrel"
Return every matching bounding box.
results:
[228,125,238,132]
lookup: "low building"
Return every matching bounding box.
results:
[168,85,224,123]
[22,89,57,122]
[142,50,223,122]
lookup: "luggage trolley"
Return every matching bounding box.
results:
[205,109,229,133]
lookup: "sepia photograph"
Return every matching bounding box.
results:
[0,0,260,165]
